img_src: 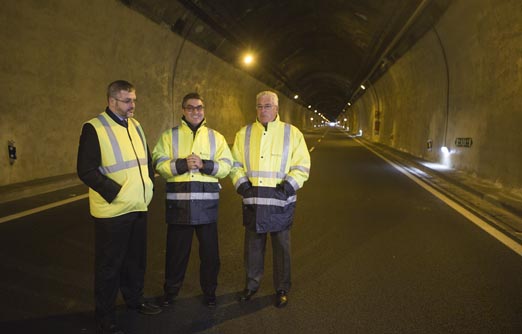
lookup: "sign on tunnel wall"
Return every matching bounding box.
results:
[455,137,473,148]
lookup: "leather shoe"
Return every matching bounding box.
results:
[275,290,288,308]
[97,323,125,334]
[133,301,162,315]
[238,289,257,302]
[205,294,217,308]
[161,293,176,307]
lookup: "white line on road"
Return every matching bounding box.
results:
[0,193,89,224]
[357,139,522,256]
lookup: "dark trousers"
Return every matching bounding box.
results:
[94,211,147,324]
[164,222,220,297]
[244,228,291,293]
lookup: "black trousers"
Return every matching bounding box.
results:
[94,211,147,324]
[244,228,291,293]
[164,222,220,297]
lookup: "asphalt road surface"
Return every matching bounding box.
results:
[1,128,521,334]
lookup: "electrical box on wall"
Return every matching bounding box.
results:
[8,140,16,165]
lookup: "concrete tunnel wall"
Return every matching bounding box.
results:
[351,0,522,193]
[0,0,310,187]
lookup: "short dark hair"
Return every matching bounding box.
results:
[107,80,135,100]
[182,92,204,108]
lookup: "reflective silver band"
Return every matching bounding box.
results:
[97,115,147,175]
[166,192,220,200]
[243,195,297,207]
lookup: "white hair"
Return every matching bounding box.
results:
[256,91,279,106]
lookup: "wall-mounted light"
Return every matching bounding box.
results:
[243,53,254,65]
[308,105,312,109]
[294,94,299,99]
[360,84,366,90]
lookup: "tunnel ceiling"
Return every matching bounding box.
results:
[124,0,451,120]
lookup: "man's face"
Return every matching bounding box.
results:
[256,95,278,125]
[182,98,205,126]
[109,90,137,119]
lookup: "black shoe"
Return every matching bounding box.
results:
[161,293,177,307]
[238,289,257,302]
[275,290,288,308]
[98,323,125,334]
[134,301,162,315]
[205,294,217,308]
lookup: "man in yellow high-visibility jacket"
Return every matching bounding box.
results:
[77,80,161,334]
[153,92,232,308]
[230,91,311,308]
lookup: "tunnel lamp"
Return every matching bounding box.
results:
[310,117,314,121]
[343,118,347,122]
[360,84,366,90]
[294,94,299,99]
[314,110,317,113]
[348,102,351,106]
[308,105,312,109]
[243,54,254,65]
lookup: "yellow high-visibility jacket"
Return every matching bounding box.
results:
[153,119,232,224]
[230,115,311,232]
[87,113,153,218]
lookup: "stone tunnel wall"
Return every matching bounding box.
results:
[0,0,310,186]
[351,0,522,192]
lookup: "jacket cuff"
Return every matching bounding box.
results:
[236,181,252,196]
[175,158,189,175]
[281,180,296,196]
[199,159,214,175]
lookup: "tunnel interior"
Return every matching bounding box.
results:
[124,0,452,120]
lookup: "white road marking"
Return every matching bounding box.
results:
[0,193,88,224]
[357,139,522,256]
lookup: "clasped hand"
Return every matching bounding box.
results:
[187,153,203,170]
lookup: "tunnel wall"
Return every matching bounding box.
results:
[352,0,522,192]
[0,0,310,187]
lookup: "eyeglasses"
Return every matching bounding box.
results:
[183,105,205,112]
[256,104,274,110]
[114,97,137,104]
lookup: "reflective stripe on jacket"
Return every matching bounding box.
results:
[87,113,153,218]
[153,119,232,224]
[230,115,311,232]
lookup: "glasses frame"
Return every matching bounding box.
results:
[113,97,137,104]
[256,104,274,111]
[183,105,205,112]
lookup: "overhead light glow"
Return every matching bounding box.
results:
[360,84,366,90]
[308,105,312,109]
[294,94,299,99]
[243,54,254,65]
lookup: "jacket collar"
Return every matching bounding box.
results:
[255,114,281,131]
[181,116,206,132]
[105,107,128,128]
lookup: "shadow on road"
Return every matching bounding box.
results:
[0,292,273,334]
